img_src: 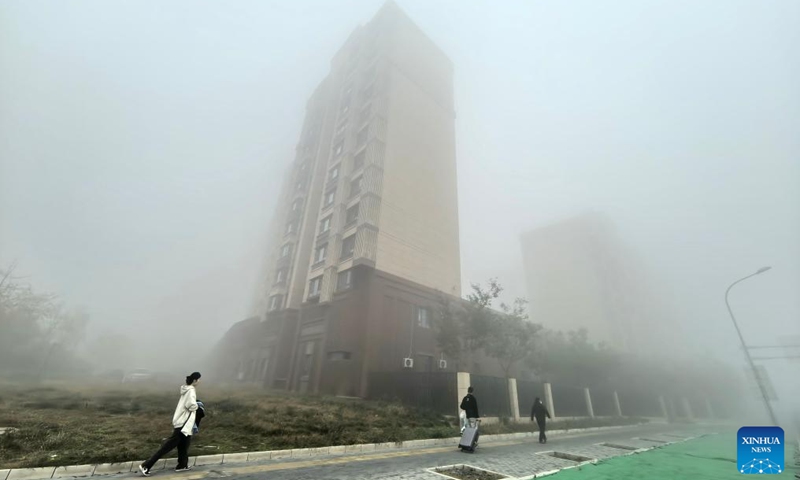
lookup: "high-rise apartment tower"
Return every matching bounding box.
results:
[256,1,461,315]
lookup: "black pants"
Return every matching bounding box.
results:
[536,417,547,443]
[143,428,191,469]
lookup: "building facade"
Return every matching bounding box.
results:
[255,1,460,316]
[520,213,676,356]
[218,2,466,397]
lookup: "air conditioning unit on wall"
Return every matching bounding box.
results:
[438,359,447,369]
[403,358,414,368]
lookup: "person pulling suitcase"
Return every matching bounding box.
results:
[458,386,480,452]
[460,386,480,427]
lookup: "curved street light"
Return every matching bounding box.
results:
[725,266,777,426]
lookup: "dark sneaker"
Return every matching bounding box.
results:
[138,465,150,477]
[175,466,193,472]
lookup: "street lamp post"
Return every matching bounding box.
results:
[725,266,778,426]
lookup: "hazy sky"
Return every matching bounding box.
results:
[1,0,798,385]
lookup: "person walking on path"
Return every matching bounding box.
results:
[139,372,201,476]
[531,397,551,444]
[460,386,480,428]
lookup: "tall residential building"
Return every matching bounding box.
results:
[520,213,677,355]
[254,1,461,316]
[219,2,464,397]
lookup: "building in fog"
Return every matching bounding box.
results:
[520,213,673,355]
[214,2,463,396]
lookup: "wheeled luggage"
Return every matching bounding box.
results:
[458,421,480,452]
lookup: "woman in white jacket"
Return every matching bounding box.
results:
[139,372,201,476]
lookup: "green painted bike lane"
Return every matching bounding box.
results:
[545,432,799,479]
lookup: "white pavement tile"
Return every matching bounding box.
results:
[91,462,132,476]
[222,453,249,464]
[6,468,56,480]
[193,454,224,466]
[246,451,272,462]
[51,465,95,478]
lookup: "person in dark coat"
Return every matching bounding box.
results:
[460,386,480,428]
[531,397,551,444]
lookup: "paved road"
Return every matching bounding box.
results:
[117,423,714,480]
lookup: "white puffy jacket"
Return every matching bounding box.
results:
[172,385,198,436]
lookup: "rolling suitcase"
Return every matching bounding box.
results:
[458,421,480,452]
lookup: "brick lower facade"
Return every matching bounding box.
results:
[213,266,509,397]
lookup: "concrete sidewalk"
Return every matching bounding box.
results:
[104,423,714,480]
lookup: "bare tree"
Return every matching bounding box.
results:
[0,264,89,380]
[485,298,542,378]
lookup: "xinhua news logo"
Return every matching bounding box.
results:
[737,426,784,474]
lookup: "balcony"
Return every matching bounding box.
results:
[326,177,340,192]
[310,260,327,272]
[316,229,331,243]
[276,254,292,268]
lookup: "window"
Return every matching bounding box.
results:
[417,307,431,329]
[357,126,368,147]
[360,105,371,124]
[337,269,353,290]
[335,121,347,138]
[350,177,362,197]
[324,189,336,207]
[315,243,328,263]
[280,243,292,258]
[340,103,349,115]
[334,141,344,157]
[345,203,359,225]
[275,268,288,284]
[308,276,322,297]
[329,166,339,181]
[320,215,332,233]
[341,86,353,109]
[285,221,296,235]
[340,235,355,259]
[327,351,352,361]
[353,150,365,171]
[291,199,303,212]
[268,295,283,311]
[295,180,304,191]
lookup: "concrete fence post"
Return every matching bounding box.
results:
[613,390,622,417]
[544,382,555,419]
[456,372,471,417]
[681,397,694,420]
[658,395,669,419]
[584,388,595,418]
[508,378,520,421]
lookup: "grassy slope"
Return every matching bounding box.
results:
[0,384,645,468]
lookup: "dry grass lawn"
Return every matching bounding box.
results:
[0,383,646,468]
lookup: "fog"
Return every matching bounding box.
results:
[1,0,798,418]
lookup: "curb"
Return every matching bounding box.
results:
[0,422,650,479]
